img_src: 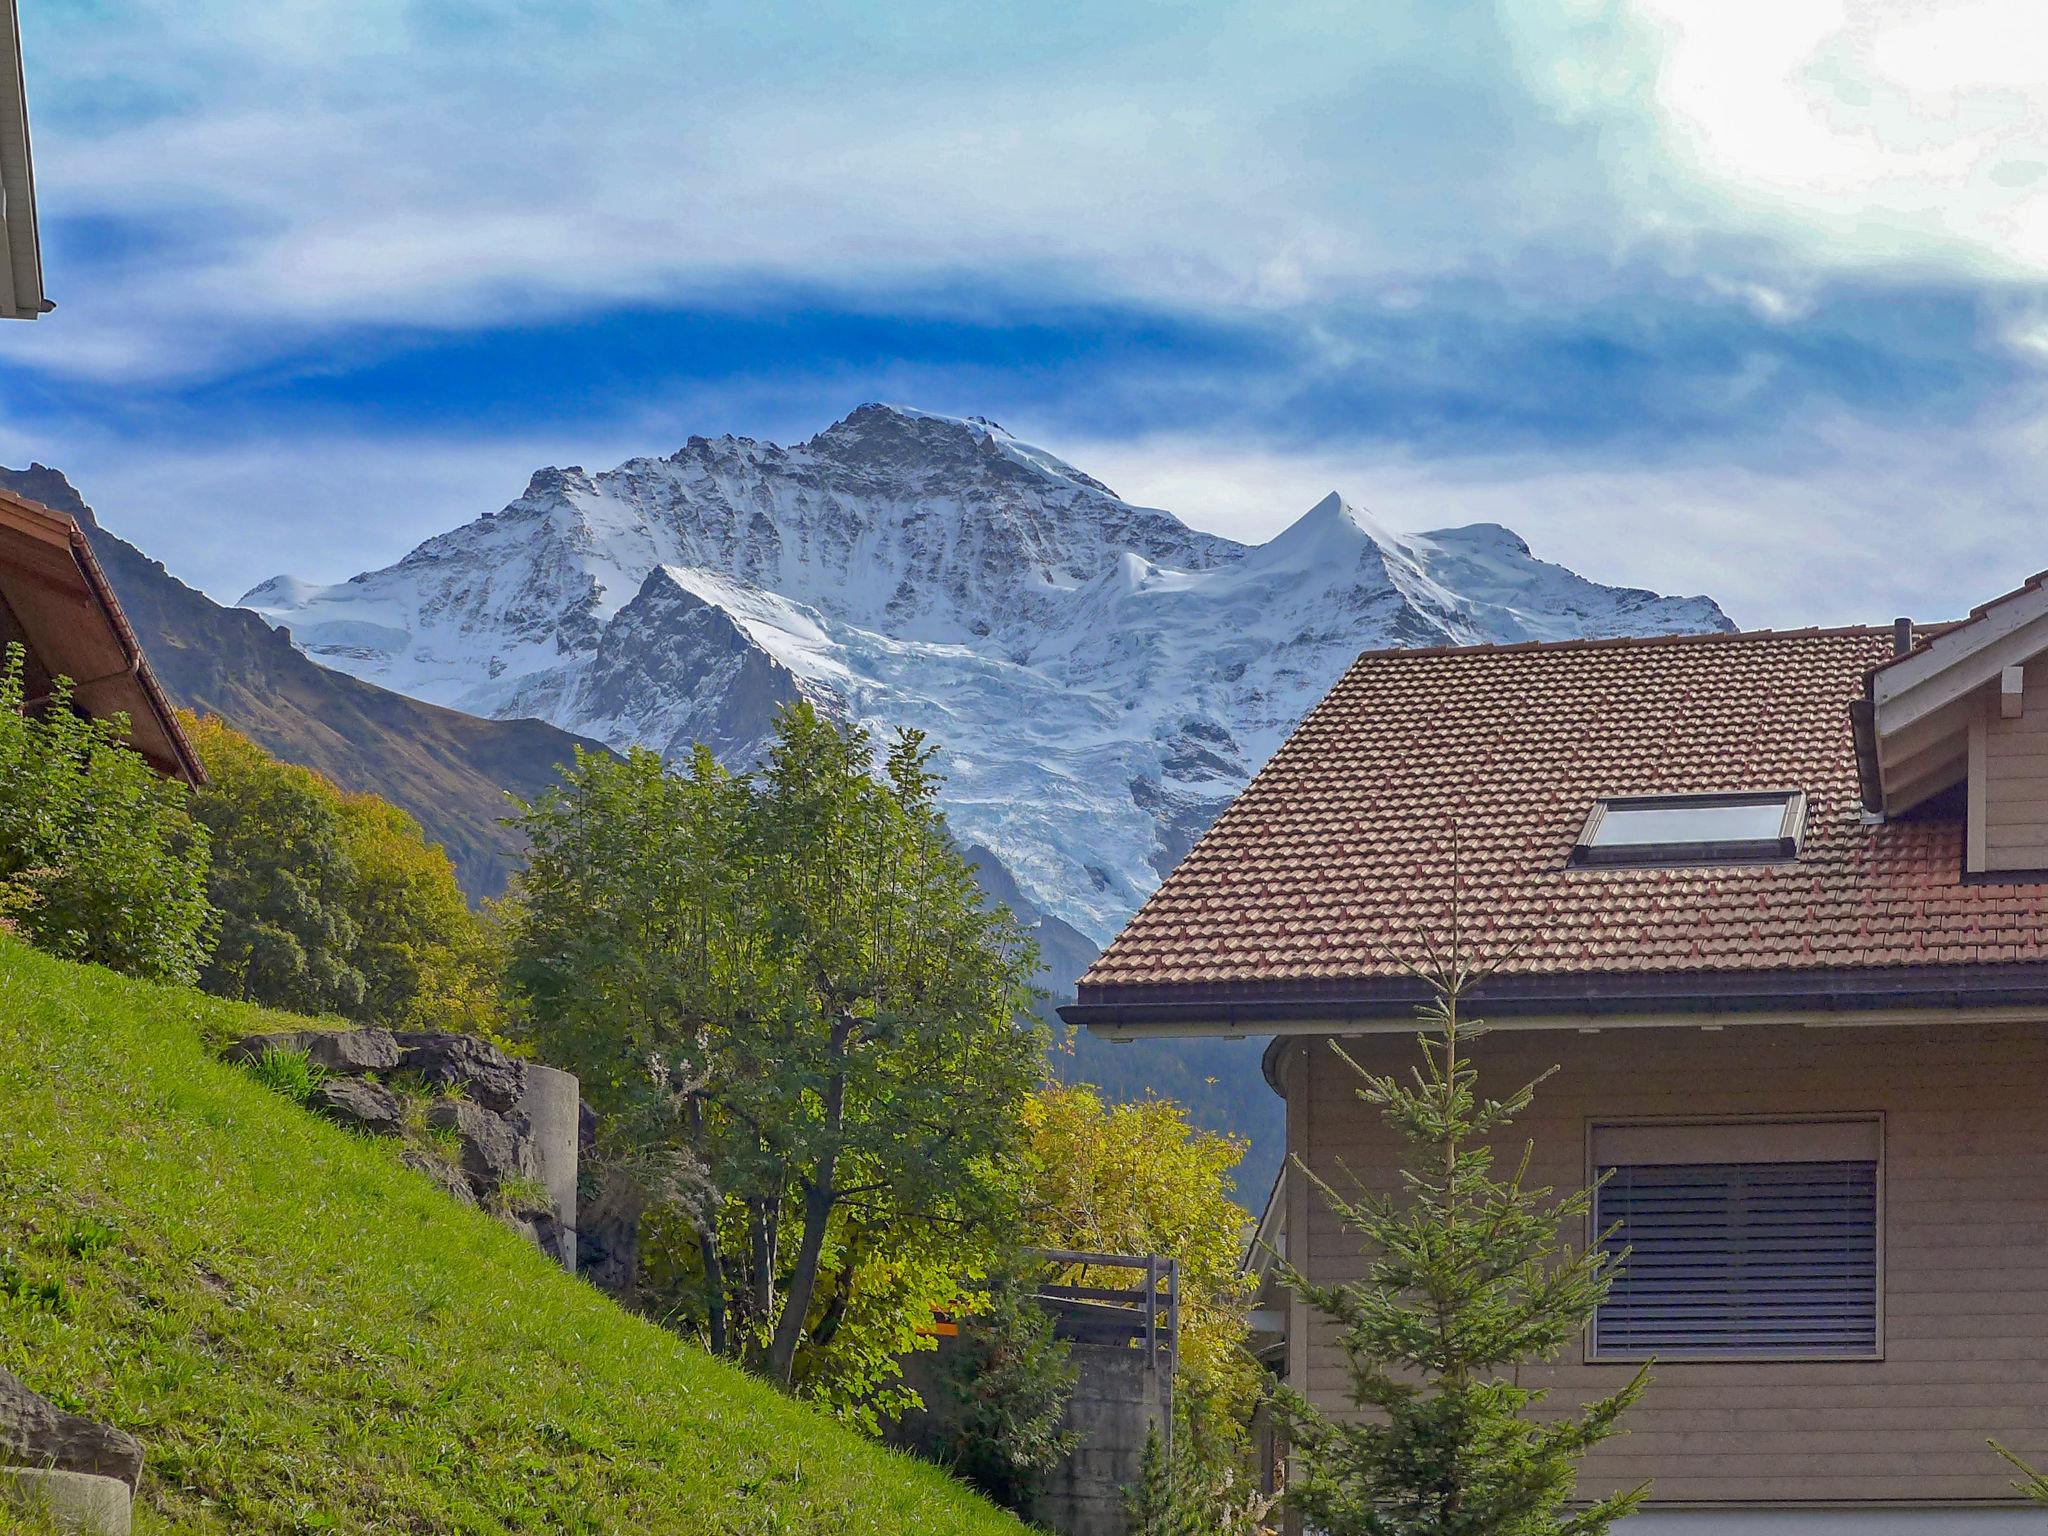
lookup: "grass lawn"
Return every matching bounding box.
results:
[0,939,1027,1535]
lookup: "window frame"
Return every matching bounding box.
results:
[1582,1113,1885,1366]
[1570,789,1809,869]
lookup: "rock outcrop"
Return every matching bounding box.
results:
[0,1368,143,1491]
[227,1027,578,1268]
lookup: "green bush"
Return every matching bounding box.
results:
[0,643,213,983]
[934,1266,1079,1514]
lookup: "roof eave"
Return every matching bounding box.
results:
[1067,959,2048,1033]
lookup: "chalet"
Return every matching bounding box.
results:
[1066,594,2048,1531]
[0,486,203,783]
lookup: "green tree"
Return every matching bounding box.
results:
[510,703,1045,1414]
[1022,1084,1260,1482]
[0,645,212,983]
[934,1261,1079,1514]
[186,715,366,1016]
[1124,1421,1278,1536]
[339,789,505,1032]
[185,714,499,1028]
[1275,950,1650,1536]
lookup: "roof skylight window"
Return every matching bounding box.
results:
[1571,791,1806,868]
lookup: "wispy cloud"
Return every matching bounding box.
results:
[4,0,2048,628]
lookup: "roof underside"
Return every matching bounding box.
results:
[0,0,47,320]
[1861,571,2048,817]
[0,489,203,783]
[1077,626,2048,1013]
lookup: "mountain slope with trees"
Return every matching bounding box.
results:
[0,464,602,896]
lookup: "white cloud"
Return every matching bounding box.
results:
[15,0,2048,389]
[1610,0,2048,275]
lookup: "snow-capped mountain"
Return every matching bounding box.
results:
[244,404,1733,948]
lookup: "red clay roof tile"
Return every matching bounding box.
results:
[1079,626,2048,999]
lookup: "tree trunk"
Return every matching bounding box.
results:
[765,1012,853,1387]
[683,1100,731,1358]
[746,1196,778,1366]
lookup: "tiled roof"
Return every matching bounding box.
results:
[1078,626,2048,1004]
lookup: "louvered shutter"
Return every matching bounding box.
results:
[1592,1122,1879,1359]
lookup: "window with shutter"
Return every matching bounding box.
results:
[1590,1119,1881,1361]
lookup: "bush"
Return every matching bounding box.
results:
[0,643,213,983]
[935,1265,1079,1514]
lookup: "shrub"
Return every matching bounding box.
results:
[934,1265,1079,1513]
[0,644,213,983]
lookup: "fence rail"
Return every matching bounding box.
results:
[1030,1248,1180,1378]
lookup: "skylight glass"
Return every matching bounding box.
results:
[1572,791,1806,868]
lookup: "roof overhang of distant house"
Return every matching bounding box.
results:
[0,487,204,783]
[1852,576,2048,818]
[0,0,49,320]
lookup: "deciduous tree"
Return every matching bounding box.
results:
[510,703,1045,1414]
[184,715,498,1028]
[1022,1083,1258,1433]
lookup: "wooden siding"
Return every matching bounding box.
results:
[1281,1019,2048,1508]
[1976,660,2048,872]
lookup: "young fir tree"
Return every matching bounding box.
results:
[1124,1420,1280,1536]
[1274,935,1651,1536]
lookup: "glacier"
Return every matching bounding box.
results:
[243,403,1733,953]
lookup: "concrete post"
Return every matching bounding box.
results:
[0,1467,132,1534]
[519,1063,580,1270]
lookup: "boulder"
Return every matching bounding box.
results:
[226,1028,401,1076]
[506,1207,575,1269]
[425,1098,535,1192]
[308,1077,404,1137]
[391,1032,525,1113]
[0,1367,144,1492]
[400,1148,478,1207]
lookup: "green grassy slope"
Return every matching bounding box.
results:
[0,940,1024,1536]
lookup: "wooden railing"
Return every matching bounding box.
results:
[1031,1248,1180,1376]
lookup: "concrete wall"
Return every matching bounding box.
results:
[1030,1344,1171,1536]
[890,1339,1172,1536]
[517,1064,579,1270]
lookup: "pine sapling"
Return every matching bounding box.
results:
[1274,936,1650,1536]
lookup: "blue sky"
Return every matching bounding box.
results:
[5,0,2048,626]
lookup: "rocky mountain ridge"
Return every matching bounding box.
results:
[245,404,1734,950]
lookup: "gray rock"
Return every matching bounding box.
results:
[391,1032,525,1113]
[227,1028,401,1076]
[0,1367,144,1492]
[400,1148,478,1207]
[425,1098,535,1192]
[506,1207,575,1268]
[308,1077,404,1137]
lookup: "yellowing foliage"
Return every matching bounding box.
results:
[1020,1083,1258,1428]
[181,712,502,1031]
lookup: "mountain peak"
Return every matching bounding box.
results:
[245,404,1733,945]
[1244,491,1402,574]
